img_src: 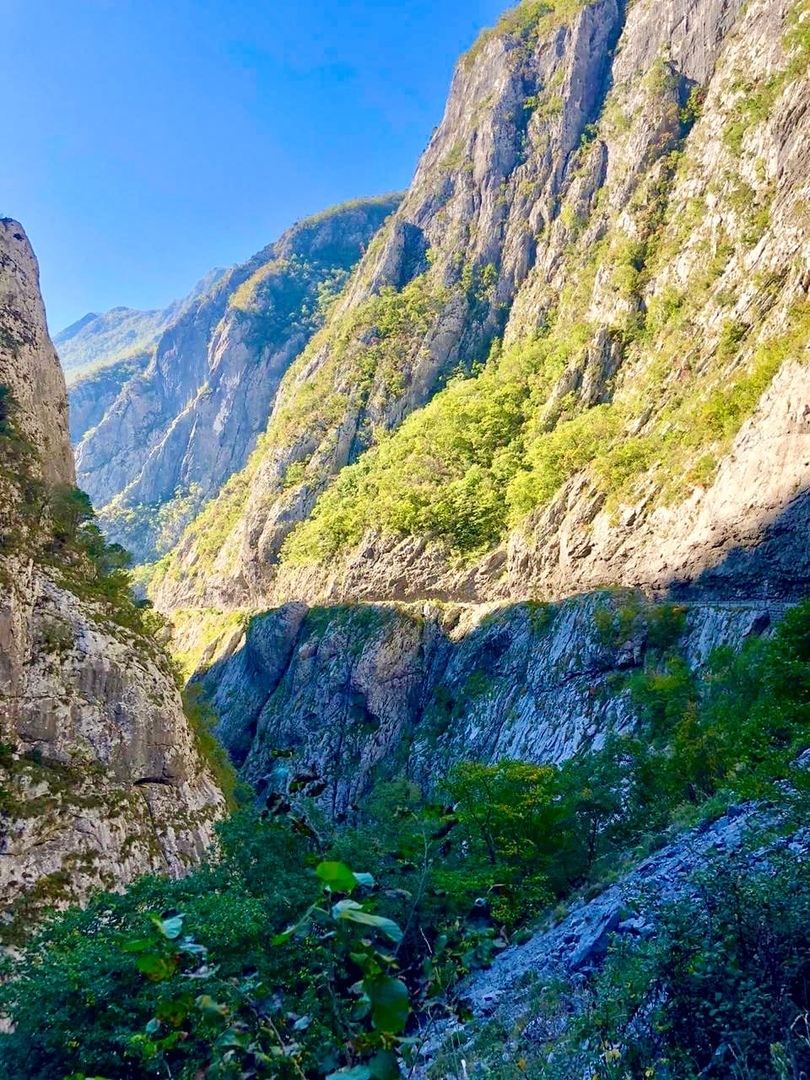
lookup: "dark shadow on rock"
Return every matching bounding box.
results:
[192,484,810,801]
[666,488,810,604]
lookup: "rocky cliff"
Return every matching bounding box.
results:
[198,590,785,816]
[139,0,810,832]
[56,269,227,385]
[0,219,74,487]
[70,197,400,563]
[0,221,224,936]
[153,0,810,614]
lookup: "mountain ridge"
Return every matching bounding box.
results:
[69,196,402,563]
[152,0,810,621]
[55,267,228,384]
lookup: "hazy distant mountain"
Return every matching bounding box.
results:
[70,196,401,561]
[54,268,227,384]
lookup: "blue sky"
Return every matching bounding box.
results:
[2,0,510,332]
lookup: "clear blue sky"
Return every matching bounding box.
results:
[2,0,510,332]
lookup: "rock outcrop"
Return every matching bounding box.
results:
[413,802,806,1076]
[0,221,224,934]
[70,197,400,562]
[0,220,73,487]
[199,591,784,816]
[153,0,810,614]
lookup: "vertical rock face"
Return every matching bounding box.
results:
[0,224,224,933]
[201,592,783,818]
[0,220,74,487]
[157,0,809,820]
[70,197,401,562]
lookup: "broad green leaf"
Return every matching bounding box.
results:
[196,994,229,1018]
[316,861,358,893]
[135,954,177,981]
[364,975,410,1034]
[121,938,153,953]
[326,1068,373,1080]
[332,900,403,943]
[217,1029,251,1049]
[332,898,363,915]
[369,1049,401,1080]
[156,995,193,1026]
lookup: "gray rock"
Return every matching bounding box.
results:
[204,592,786,817]
[0,226,224,924]
[0,219,73,486]
[73,197,400,562]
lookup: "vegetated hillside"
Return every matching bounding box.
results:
[0,219,225,935]
[55,268,227,384]
[1,2,809,1077]
[71,196,401,564]
[153,0,810,616]
[3,588,810,1078]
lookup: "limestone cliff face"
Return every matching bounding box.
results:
[0,224,224,932]
[68,353,149,445]
[0,220,73,487]
[199,592,783,817]
[0,566,222,919]
[155,0,810,614]
[149,0,810,826]
[71,197,400,562]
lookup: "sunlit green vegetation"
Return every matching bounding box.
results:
[282,297,810,562]
[170,269,457,579]
[279,4,810,569]
[2,599,809,1077]
[463,0,591,68]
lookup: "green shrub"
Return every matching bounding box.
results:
[585,854,810,1079]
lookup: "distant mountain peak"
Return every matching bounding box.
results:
[54,311,100,343]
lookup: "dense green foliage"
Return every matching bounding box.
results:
[0,806,463,1079]
[463,0,590,68]
[583,853,810,1080]
[276,5,810,567]
[2,601,808,1078]
[281,294,809,561]
[167,269,456,578]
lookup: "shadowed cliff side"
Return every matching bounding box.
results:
[0,221,225,936]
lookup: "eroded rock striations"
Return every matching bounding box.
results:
[0,220,224,932]
[154,0,810,613]
[0,220,74,488]
[70,197,401,563]
[199,592,784,817]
